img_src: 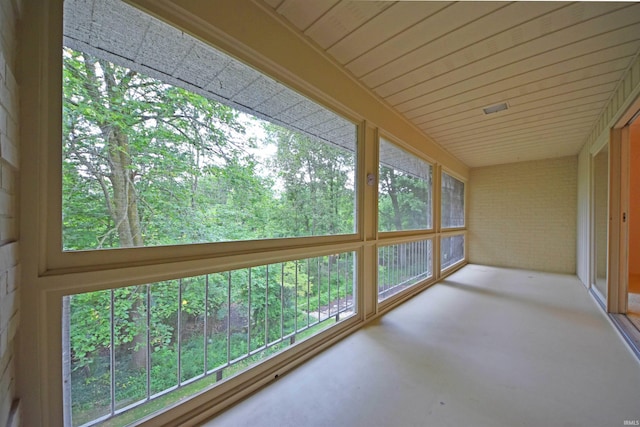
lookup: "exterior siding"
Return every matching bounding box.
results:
[469,157,577,274]
[0,0,21,425]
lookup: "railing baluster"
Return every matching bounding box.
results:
[416,241,419,279]
[248,268,252,356]
[227,271,232,368]
[246,267,253,356]
[177,279,182,386]
[317,257,321,323]
[343,253,347,312]
[306,258,310,328]
[328,255,332,318]
[70,252,360,427]
[265,265,269,347]
[280,263,284,341]
[346,253,350,310]
[336,253,340,314]
[421,240,424,278]
[204,275,209,376]
[385,245,389,295]
[294,260,298,333]
[110,289,115,417]
[146,284,151,401]
[394,245,398,292]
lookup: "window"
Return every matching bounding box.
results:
[60,0,359,425]
[24,1,472,425]
[441,172,465,229]
[378,239,433,302]
[441,234,465,270]
[62,3,356,251]
[378,137,433,232]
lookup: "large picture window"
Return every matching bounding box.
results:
[35,1,470,426]
[60,1,359,426]
[378,137,433,232]
[441,172,465,229]
[62,0,357,251]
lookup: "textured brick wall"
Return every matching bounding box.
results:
[468,157,577,274]
[0,0,21,425]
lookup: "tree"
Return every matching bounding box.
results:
[62,48,255,250]
[379,165,431,231]
[265,125,355,237]
[62,47,359,425]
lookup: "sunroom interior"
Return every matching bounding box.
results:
[5,0,640,426]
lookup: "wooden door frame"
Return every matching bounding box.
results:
[609,97,640,313]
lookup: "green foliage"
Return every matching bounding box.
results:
[68,256,355,426]
[379,166,432,231]
[61,45,370,427]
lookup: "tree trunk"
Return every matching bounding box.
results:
[387,171,403,231]
[99,59,147,368]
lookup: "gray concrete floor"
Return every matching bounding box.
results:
[203,265,640,427]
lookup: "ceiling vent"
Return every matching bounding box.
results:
[483,102,509,115]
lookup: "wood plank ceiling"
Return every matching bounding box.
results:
[259,1,640,167]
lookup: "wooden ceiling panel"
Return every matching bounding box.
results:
[429,98,609,141]
[397,26,640,116]
[263,0,283,8]
[345,2,499,77]
[426,91,612,134]
[414,75,619,127]
[406,48,637,121]
[327,2,447,65]
[275,0,339,32]
[446,127,591,151]
[304,1,393,49]
[412,66,627,126]
[391,19,640,111]
[430,111,601,143]
[258,1,640,167]
[366,2,567,92]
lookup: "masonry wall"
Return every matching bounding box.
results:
[576,143,590,286]
[468,157,577,274]
[0,0,20,426]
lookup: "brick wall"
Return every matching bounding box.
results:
[468,157,577,274]
[0,0,20,425]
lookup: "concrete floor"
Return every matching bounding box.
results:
[203,265,640,427]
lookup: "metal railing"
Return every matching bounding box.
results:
[378,239,433,302]
[64,252,356,427]
[441,234,465,270]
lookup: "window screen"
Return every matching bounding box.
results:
[441,172,465,229]
[378,138,432,232]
